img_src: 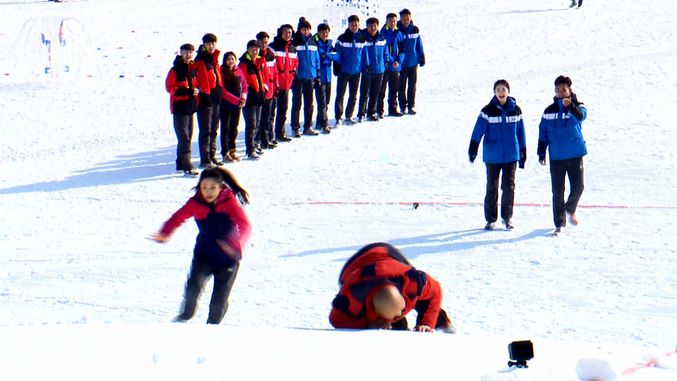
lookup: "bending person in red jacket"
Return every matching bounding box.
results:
[151,167,251,324]
[330,242,455,333]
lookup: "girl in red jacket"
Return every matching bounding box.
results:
[151,167,251,324]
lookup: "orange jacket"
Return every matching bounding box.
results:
[329,243,443,329]
[195,46,222,92]
[258,48,277,100]
[269,36,298,90]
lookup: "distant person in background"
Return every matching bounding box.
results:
[397,8,425,115]
[165,43,209,176]
[195,33,223,168]
[290,17,321,137]
[238,40,267,160]
[330,242,456,333]
[537,75,588,234]
[256,31,278,150]
[570,0,583,8]
[378,12,405,118]
[357,17,388,122]
[468,79,527,231]
[313,23,339,134]
[219,51,247,162]
[269,24,298,143]
[151,167,251,324]
[334,15,367,126]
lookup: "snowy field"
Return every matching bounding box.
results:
[0,0,676,380]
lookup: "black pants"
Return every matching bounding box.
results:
[218,102,240,156]
[274,89,290,138]
[378,70,400,115]
[257,98,273,147]
[176,258,239,324]
[550,156,584,227]
[484,162,517,223]
[242,105,261,156]
[357,73,383,118]
[334,73,360,121]
[398,66,418,112]
[197,102,220,165]
[173,113,194,171]
[291,78,315,130]
[314,82,331,128]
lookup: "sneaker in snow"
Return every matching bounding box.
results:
[183,167,199,176]
[503,219,514,230]
[484,222,496,231]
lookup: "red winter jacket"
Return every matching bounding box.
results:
[269,36,298,91]
[329,243,443,329]
[160,187,251,267]
[221,64,248,107]
[258,48,277,100]
[165,56,210,114]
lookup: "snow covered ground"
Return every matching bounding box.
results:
[0,0,675,380]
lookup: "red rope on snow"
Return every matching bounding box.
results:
[293,201,677,209]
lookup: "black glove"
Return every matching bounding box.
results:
[537,140,547,159]
[519,148,526,168]
[468,140,479,163]
[569,92,584,120]
[174,88,193,97]
[418,54,425,67]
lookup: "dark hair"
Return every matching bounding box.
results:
[366,17,379,26]
[298,16,312,31]
[317,23,330,32]
[195,167,250,205]
[554,75,573,88]
[179,43,195,51]
[277,24,294,37]
[256,31,270,41]
[202,33,217,43]
[246,40,260,49]
[386,13,397,19]
[399,8,411,16]
[347,15,360,23]
[493,79,510,92]
[222,51,237,62]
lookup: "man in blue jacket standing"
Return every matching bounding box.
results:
[378,13,405,118]
[313,23,338,134]
[357,17,388,122]
[397,8,425,115]
[334,15,367,126]
[537,75,588,234]
[469,80,527,231]
[291,17,321,137]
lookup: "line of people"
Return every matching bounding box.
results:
[165,9,425,173]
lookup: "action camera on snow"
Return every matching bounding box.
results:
[508,340,534,368]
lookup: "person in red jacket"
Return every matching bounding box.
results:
[219,51,247,162]
[194,33,223,168]
[255,31,278,150]
[165,43,209,176]
[238,40,267,160]
[269,24,298,142]
[151,167,251,324]
[329,242,456,332]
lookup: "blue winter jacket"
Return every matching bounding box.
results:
[362,29,388,75]
[292,32,320,80]
[537,96,588,160]
[470,96,527,164]
[381,26,404,72]
[335,28,367,75]
[397,20,424,69]
[314,34,338,84]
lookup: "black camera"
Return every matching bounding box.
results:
[508,340,534,368]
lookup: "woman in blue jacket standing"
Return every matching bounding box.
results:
[537,75,588,234]
[469,79,527,230]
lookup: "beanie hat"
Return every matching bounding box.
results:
[202,33,217,43]
[298,17,311,31]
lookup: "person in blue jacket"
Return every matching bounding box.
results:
[537,75,588,234]
[334,15,367,126]
[313,23,339,134]
[291,17,321,137]
[378,13,405,118]
[397,8,425,115]
[469,79,527,230]
[357,17,389,122]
